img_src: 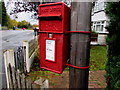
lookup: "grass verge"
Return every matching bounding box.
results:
[30,46,107,72]
[90,46,107,70]
[27,45,107,82]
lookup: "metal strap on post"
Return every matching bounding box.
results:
[66,64,90,69]
[38,31,91,34]
[66,31,91,69]
[38,31,64,34]
[66,31,91,34]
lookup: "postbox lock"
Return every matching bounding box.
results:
[48,34,52,38]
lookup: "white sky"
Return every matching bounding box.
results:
[4,0,38,25]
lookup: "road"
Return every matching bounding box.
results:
[0,30,35,89]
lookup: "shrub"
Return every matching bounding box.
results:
[105,2,120,89]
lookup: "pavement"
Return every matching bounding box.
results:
[0,30,35,89]
[27,70,106,88]
[89,70,106,88]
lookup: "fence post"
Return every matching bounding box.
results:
[4,49,15,88]
[23,40,29,72]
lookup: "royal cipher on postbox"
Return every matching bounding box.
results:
[38,2,70,74]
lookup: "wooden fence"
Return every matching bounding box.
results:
[23,39,38,72]
[4,40,49,89]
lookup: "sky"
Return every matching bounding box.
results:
[4,0,38,25]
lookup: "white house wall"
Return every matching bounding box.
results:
[92,11,108,22]
[91,0,109,45]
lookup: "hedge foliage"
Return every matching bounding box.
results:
[105,2,120,90]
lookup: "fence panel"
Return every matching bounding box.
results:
[4,45,49,89]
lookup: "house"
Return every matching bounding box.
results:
[91,0,109,45]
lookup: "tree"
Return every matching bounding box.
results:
[105,2,120,89]
[8,19,18,29]
[32,24,38,28]
[27,23,32,29]
[0,1,2,25]
[6,0,71,19]
[2,1,11,27]
[18,20,32,29]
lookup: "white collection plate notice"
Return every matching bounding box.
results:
[46,39,55,61]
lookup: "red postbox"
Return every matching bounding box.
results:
[38,2,70,74]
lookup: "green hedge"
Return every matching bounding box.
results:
[105,2,120,89]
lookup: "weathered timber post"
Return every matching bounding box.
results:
[69,1,92,89]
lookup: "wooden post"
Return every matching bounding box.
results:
[23,41,29,72]
[69,1,92,89]
[4,49,15,88]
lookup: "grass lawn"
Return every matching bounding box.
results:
[31,46,107,72]
[90,46,107,71]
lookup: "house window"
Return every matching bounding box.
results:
[92,21,105,32]
[96,25,101,31]
[101,25,104,31]
[102,21,104,24]
[93,26,95,31]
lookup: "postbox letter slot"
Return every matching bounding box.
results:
[39,14,62,20]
